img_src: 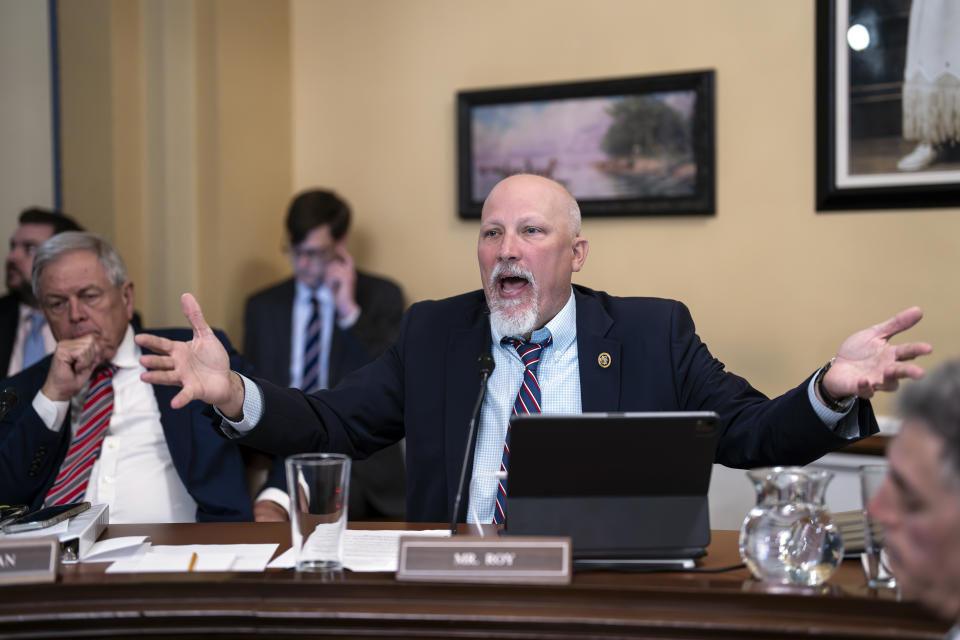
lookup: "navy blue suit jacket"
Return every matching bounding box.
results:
[0,294,18,377]
[235,286,878,523]
[243,273,404,388]
[0,328,253,522]
[243,272,407,519]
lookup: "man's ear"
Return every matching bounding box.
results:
[571,237,589,273]
[122,281,135,320]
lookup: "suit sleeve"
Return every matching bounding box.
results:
[236,304,411,461]
[262,455,288,496]
[242,296,262,371]
[668,301,878,468]
[0,296,19,377]
[346,277,405,360]
[0,379,67,508]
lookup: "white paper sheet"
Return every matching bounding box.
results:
[110,550,231,573]
[80,536,149,563]
[105,543,278,573]
[268,529,451,571]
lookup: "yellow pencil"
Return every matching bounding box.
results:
[188,552,198,572]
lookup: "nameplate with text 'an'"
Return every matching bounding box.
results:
[0,537,60,585]
[396,535,571,585]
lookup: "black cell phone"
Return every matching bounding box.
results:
[0,505,28,529]
[2,502,91,533]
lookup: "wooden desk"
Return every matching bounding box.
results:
[0,524,947,639]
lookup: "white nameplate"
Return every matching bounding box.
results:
[0,537,60,585]
[396,535,571,584]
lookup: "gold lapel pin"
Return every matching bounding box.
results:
[597,352,611,369]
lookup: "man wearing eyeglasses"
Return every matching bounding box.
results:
[1,209,84,378]
[243,189,406,522]
[0,232,252,522]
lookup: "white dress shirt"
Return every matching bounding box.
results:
[6,302,56,377]
[252,279,365,513]
[468,291,582,523]
[33,325,197,523]
[290,281,336,390]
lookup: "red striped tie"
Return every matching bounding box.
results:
[44,365,117,506]
[494,335,552,524]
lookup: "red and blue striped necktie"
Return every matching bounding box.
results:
[494,334,552,524]
[44,364,118,506]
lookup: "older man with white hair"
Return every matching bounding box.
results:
[0,231,252,522]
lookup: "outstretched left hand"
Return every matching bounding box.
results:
[822,306,932,400]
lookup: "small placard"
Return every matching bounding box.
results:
[396,535,571,584]
[0,537,60,585]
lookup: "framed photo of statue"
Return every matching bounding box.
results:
[456,70,715,218]
[816,0,960,210]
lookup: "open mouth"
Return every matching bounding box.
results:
[498,275,530,297]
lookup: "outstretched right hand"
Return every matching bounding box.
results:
[135,293,245,417]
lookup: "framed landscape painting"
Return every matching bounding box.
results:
[457,71,715,218]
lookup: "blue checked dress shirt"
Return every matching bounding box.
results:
[468,290,582,524]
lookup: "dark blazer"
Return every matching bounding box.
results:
[0,328,253,522]
[243,272,407,519]
[243,273,404,387]
[236,285,878,523]
[0,294,20,377]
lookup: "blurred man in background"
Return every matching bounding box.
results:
[869,360,960,636]
[1,208,82,377]
[244,189,406,521]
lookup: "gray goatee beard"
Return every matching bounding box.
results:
[486,263,539,338]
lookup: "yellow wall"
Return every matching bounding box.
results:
[290,0,960,415]
[58,0,960,416]
[58,0,292,334]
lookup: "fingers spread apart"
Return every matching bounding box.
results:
[875,306,923,339]
[181,293,213,338]
[135,333,175,355]
[139,354,174,371]
[894,342,933,361]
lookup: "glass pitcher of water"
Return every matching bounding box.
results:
[738,466,844,587]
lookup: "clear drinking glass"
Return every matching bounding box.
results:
[739,466,844,587]
[285,453,351,572]
[860,464,896,589]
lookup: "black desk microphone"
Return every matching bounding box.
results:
[449,353,495,535]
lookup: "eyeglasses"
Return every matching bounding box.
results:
[42,289,108,316]
[286,245,334,263]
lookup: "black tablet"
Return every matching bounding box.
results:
[506,412,719,561]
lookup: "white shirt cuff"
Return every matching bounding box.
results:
[215,373,264,437]
[255,487,291,517]
[337,306,361,329]
[807,370,859,438]
[32,390,69,432]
